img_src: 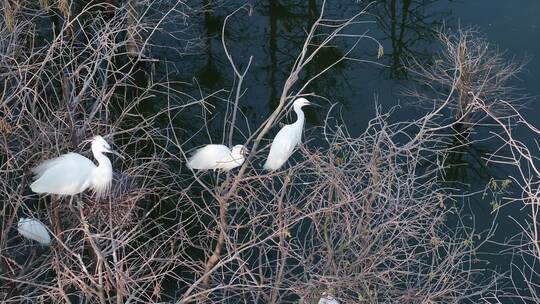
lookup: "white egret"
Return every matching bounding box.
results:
[17,218,52,246]
[318,293,339,304]
[30,135,121,198]
[187,144,246,171]
[263,97,312,170]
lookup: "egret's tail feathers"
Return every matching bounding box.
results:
[30,158,64,192]
[263,158,282,171]
[186,147,208,170]
[30,180,47,194]
[31,159,59,180]
[31,154,76,180]
[186,157,203,170]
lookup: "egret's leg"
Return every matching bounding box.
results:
[221,173,230,189]
[51,195,63,242]
[68,195,76,213]
[76,193,84,210]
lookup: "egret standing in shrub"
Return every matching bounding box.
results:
[30,135,121,198]
[187,144,246,171]
[263,97,312,170]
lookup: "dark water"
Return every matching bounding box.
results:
[146,0,540,300]
[153,0,540,153]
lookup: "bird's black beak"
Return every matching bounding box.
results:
[105,148,125,159]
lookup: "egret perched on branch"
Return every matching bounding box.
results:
[17,218,52,246]
[263,97,312,171]
[187,144,246,171]
[30,135,122,198]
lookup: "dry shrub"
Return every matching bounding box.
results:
[176,108,501,303]
[0,1,195,303]
[405,27,528,132]
[0,1,534,304]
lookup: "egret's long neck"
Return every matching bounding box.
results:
[92,147,112,171]
[293,104,305,127]
[89,144,113,197]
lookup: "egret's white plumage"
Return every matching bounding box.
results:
[17,218,52,245]
[263,98,311,171]
[30,135,117,198]
[318,293,339,304]
[187,144,246,171]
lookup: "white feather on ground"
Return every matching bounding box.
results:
[318,294,339,304]
[17,218,52,245]
[187,144,245,171]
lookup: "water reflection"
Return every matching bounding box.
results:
[372,0,451,78]
[198,0,224,89]
[174,0,454,135]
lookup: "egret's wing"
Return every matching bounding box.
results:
[32,153,88,178]
[187,144,231,170]
[17,218,52,245]
[263,125,300,170]
[31,153,95,195]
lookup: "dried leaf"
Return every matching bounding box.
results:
[377,45,384,59]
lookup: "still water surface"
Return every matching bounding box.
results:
[175,1,540,124]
